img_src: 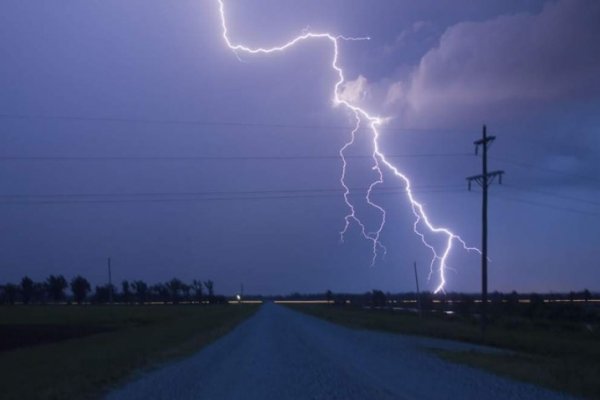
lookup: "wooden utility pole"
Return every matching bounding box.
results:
[108,257,113,305]
[467,125,504,336]
[413,261,422,316]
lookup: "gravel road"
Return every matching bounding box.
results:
[106,303,572,400]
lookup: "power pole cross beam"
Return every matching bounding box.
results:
[466,125,504,338]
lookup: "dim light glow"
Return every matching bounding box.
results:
[273,300,335,304]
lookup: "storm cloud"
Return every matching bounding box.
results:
[386,0,600,125]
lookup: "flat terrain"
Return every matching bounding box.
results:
[0,304,258,399]
[107,303,571,400]
[293,304,600,399]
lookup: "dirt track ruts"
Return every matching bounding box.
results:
[106,303,571,400]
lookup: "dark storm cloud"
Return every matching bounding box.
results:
[385,0,600,125]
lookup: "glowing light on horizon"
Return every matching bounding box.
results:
[216,0,479,292]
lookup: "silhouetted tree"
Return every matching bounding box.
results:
[505,290,520,314]
[166,278,184,304]
[121,280,131,303]
[181,283,191,302]
[32,282,46,303]
[46,275,68,302]
[3,283,18,305]
[70,276,91,304]
[455,293,474,315]
[326,290,333,304]
[371,290,387,308]
[192,280,204,302]
[204,280,214,300]
[132,280,148,304]
[527,293,545,319]
[420,291,434,311]
[150,283,169,303]
[93,284,114,304]
[21,276,34,304]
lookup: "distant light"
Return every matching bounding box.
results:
[274,300,334,304]
[236,294,241,301]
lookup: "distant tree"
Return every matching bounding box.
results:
[166,278,184,304]
[70,276,91,304]
[192,280,204,302]
[528,293,545,319]
[93,284,114,304]
[583,289,591,303]
[371,290,387,308]
[508,290,519,305]
[46,275,68,302]
[3,283,18,305]
[204,280,214,299]
[505,290,519,314]
[151,283,169,303]
[21,276,34,304]
[419,291,434,311]
[132,280,148,304]
[121,280,131,303]
[181,283,191,302]
[456,293,474,315]
[32,282,46,303]
[325,290,333,304]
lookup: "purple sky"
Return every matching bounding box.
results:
[0,0,598,294]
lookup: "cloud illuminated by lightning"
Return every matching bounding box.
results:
[216,0,479,292]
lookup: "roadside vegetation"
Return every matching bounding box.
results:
[0,274,224,305]
[289,291,600,399]
[0,304,259,400]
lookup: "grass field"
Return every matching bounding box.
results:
[289,304,600,399]
[0,304,259,400]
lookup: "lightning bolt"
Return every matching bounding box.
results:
[339,114,387,266]
[217,0,479,292]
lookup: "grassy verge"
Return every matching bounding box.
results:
[288,304,600,398]
[0,304,259,399]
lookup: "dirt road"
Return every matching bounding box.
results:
[106,303,570,400]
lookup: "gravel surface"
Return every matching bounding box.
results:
[106,303,572,400]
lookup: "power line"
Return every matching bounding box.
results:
[503,183,600,207]
[0,113,470,134]
[492,194,600,218]
[489,155,600,184]
[1,183,597,217]
[464,185,600,215]
[0,153,471,161]
[0,184,462,200]
[0,188,467,206]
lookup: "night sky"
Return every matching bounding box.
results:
[1,0,598,295]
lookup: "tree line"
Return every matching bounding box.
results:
[322,289,598,323]
[0,275,226,305]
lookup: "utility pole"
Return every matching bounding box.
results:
[413,261,422,316]
[108,257,113,305]
[466,125,504,336]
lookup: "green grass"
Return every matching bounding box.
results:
[289,305,600,399]
[0,304,259,400]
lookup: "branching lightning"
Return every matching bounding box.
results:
[217,0,479,292]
